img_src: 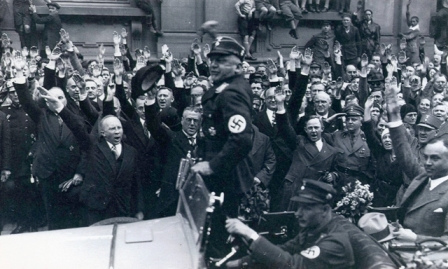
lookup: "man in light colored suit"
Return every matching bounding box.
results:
[386,80,448,241]
[393,134,448,241]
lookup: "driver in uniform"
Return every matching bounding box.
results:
[225,180,355,269]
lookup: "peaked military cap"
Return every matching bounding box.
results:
[208,36,246,60]
[417,114,443,130]
[344,104,364,116]
[291,180,336,204]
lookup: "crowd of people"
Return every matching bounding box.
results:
[0,0,447,267]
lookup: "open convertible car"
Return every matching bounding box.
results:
[0,173,216,269]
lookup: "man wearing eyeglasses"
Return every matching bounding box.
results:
[423,74,447,100]
[145,87,202,218]
[296,91,344,137]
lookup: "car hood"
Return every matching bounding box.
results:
[0,214,200,269]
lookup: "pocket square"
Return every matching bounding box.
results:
[434,208,444,213]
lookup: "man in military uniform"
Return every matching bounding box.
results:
[191,36,254,216]
[191,36,253,258]
[225,180,355,269]
[324,104,372,188]
[0,83,41,233]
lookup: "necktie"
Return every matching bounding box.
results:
[57,116,63,125]
[188,137,196,147]
[350,134,355,147]
[271,112,276,126]
[111,145,119,160]
[142,121,150,138]
[57,115,63,137]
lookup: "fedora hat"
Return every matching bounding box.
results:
[358,213,396,243]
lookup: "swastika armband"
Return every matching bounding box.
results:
[300,246,320,259]
[228,115,247,133]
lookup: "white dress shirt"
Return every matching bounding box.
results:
[106,141,122,157]
[430,175,448,191]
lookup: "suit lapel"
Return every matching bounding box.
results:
[303,139,318,157]
[258,111,276,137]
[98,139,117,174]
[133,118,148,145]
[251,130,263,155]
[116,144,132,180]
[309,140,337,165]
[174,132,194,155]
[407,180,448,213]
[400,174,429,206]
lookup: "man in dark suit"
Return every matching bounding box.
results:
[14,77,82,230]
[114,69,160,219]
[296,92,344,136]
[145,94,201,218]
[30,2,62,50]
[85,79,102,111]
[334,13,362,67]
[275,90,342,210]
[251,125,276,188]
[254,87,292,211]
[353,9,381,59]
[41,86,144,225]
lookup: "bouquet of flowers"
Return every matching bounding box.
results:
[334,180,374,223]
[238,183,270,222]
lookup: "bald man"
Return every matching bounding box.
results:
[14,78,84,230]
[76,115,142,225]
[58,103,143,225]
